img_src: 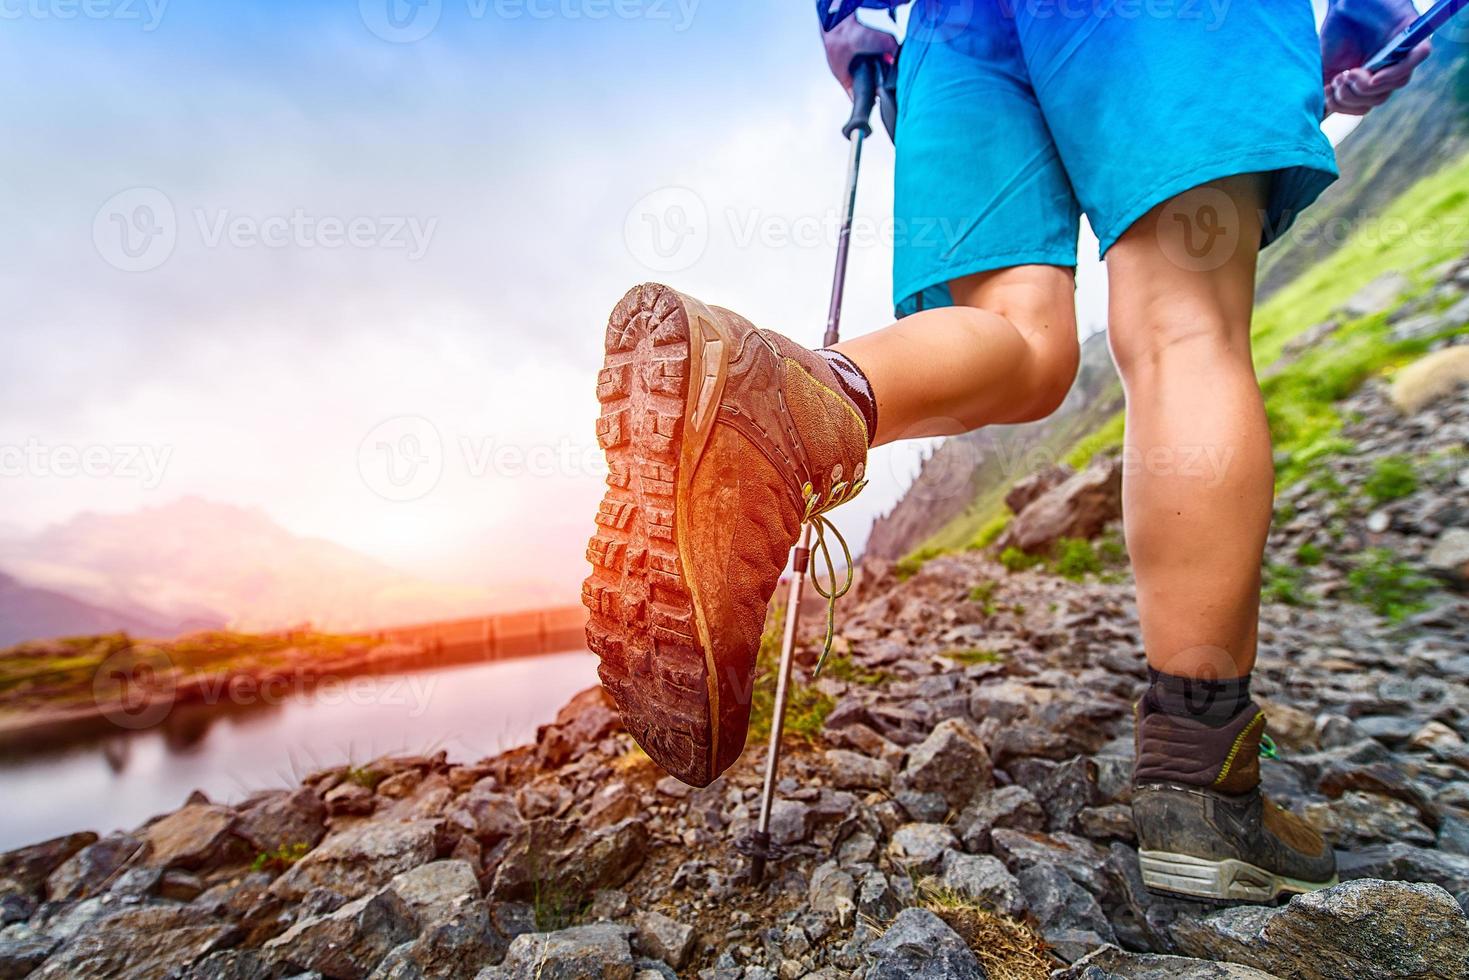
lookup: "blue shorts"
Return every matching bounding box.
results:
[894,0,1339,316]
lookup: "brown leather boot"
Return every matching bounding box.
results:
[583,284,870,787]
[1132,700,1337,902]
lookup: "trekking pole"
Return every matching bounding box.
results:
[745,54,885,887]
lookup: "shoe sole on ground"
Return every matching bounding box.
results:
[1138,849,1339,903]
[582,283,733,788]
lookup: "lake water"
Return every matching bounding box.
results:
[0,649,598,852]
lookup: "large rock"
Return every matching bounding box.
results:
[535,686,622,769]
[1006,463,1074,515]
[0,935,60,979]
[28,905,241,979]
[991,828,1109,896]
[996,453,1122,554]
[0,832,97,897]
[387,860,481,926]
[370,901,504,980]
[477,922,635,979]
[896,718,994,810]
[45,833,143,901]
[1017,863,1116,963]
[272,820,440,900]
[448,789,523,846]
[1055,945,1283,979]
[143,803,243,871]
[1336,843,1469,895]
[1171,879,1469,979]
[490,818,647,902]
[864,907,985,980]
[264,888,419,978]
[233,787,328,854]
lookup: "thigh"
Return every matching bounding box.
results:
[1017,1,1336,259]
[894,0,1080,317]
[1106,173,1268,367]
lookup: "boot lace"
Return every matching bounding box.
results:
[802,470,867,677]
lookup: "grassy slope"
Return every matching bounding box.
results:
[904,150,1469,564]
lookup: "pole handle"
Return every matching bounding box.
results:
[842,55,883,139]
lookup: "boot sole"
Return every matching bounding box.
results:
[1138,849,1338,903]
[582,283,731,787]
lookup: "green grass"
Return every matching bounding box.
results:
[1065,411,1126,470]
[819,651,889,687]
[251,841,311,872]
[971,511,1012,550]
[894,545,945,582]
[998,547,1041,573]
[748,605,835,746]
[941,648,1004,666]
[1346,548,1436,622]
[1052,537,1103,581]
[1252,152,1469,368]
[1363,455,1420,503]
[1295,541,1324,566]
[1262,561,1313,607]
[967,580,999,615]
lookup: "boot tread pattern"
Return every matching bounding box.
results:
[583,283,711,786]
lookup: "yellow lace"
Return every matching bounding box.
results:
[803,474,867,677]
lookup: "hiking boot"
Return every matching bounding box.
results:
[583,284,870,787]
[1132,700,1338,903]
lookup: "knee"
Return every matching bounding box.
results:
[1110,303,1248,385]
[1018,328,1081,421]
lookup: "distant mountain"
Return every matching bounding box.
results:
[1259,40,1469,295]
[0,497,493,636]
[0,571,217,646]
[864,330,1121,561]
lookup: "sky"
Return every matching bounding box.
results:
[0,0,1369,609]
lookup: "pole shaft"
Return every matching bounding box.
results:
[823,131,865,349]
[755,523,812,841]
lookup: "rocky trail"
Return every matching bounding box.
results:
[3,300,1469,978]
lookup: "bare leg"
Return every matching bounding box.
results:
[833,265,1079,445]
[1106,174,1271,681]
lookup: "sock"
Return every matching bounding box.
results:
[819,350,878,445]
[1143,667,1252,728]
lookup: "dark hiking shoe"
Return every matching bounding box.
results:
[1132,701,1337,902]
[583,284,869,787]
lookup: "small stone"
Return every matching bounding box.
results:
[767,800,812,846]
[807,861,856,925]
[857,869,901,922]
[938,851,1023,916]
[589,889,631,920]
[633,910,696,970]
[479,922,635,979]
[264,888,418,978]
[824,749,894,792]
[956,785,1045,853]
[885,823,958,877]
[895,718,994,810]
[1017,864,1116,963]
[864,908,985,979]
